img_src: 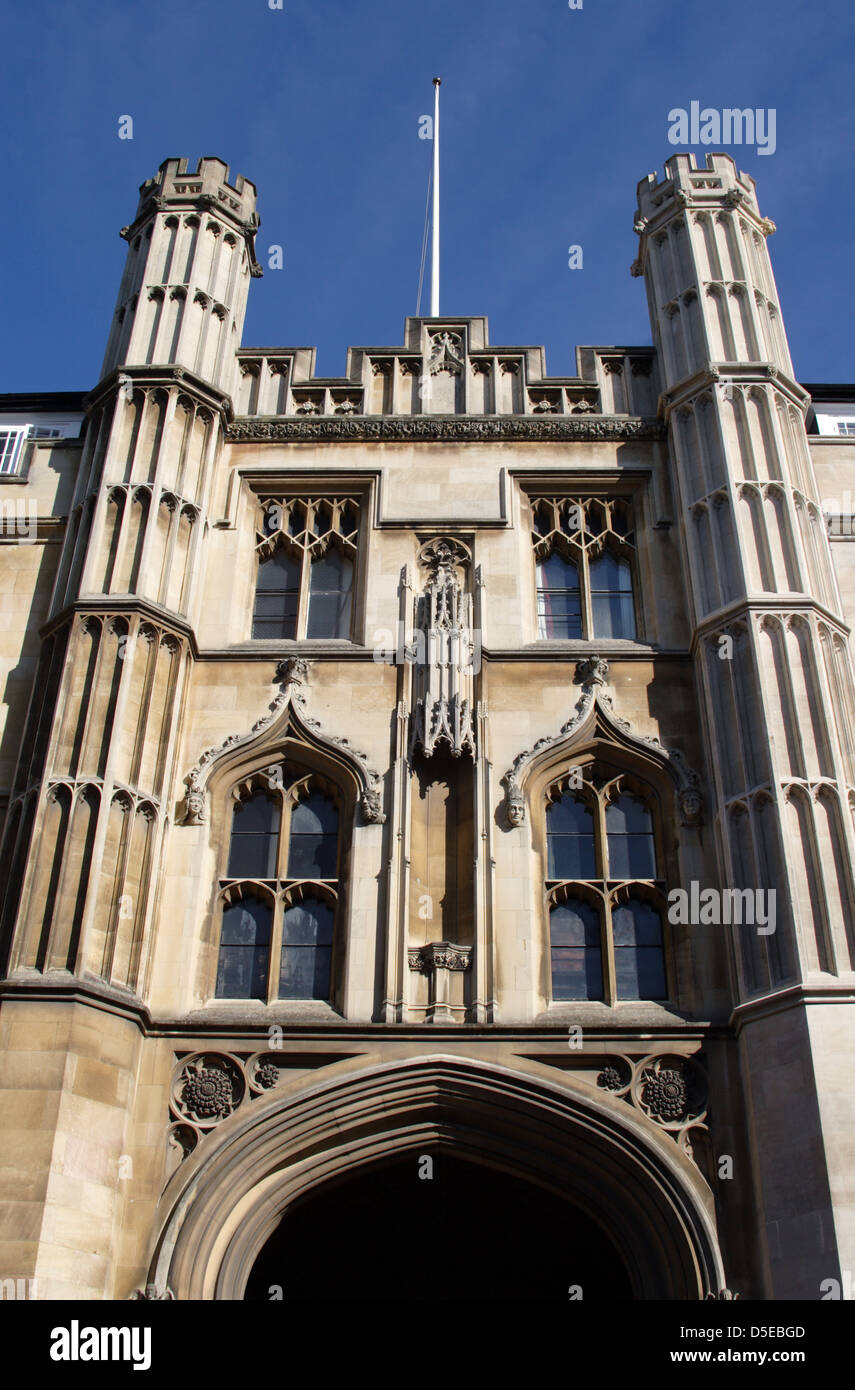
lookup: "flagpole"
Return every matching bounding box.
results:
[430,77,441,316]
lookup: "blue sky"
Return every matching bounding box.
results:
[1,0,853,391]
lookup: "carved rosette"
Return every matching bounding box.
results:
[585,1052,709,1161]
[165,1049,319,1182]
[171,1053,245,1128]
[596,1057,632,1095]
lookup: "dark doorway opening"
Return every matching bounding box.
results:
[245,1151,633,1300]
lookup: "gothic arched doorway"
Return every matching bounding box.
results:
[244,1151,633,1301]
[148,1055,725,1300]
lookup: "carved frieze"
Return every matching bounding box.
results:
[225,416,665,444]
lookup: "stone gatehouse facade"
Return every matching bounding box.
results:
[0,152,853,1300]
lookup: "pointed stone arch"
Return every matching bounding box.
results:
[144,1053,726,1301]
[179,659,385,828]
[501,658,702,830]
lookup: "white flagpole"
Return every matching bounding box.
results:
[430,77,441,316]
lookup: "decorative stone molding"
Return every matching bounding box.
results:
[225,416,666,444]
[501,658,703,828]
[428,330,464,375]
[409,536,476,759]
[179,658,385,826]
[165,1049,356,1178]
[171,1053,246,1127]
[408,941,472,973]
[417,535,471,577]
[590,1051,708,1160]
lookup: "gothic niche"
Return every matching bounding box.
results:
[408,538,475,1022]
[424,329,464,412]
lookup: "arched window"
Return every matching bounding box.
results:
[307,549,353,639]
[279,898,334,999]
[252,495,360,641]
[605,795,656,878]
[550,897,603,1001]
[589,552,636,639]
[612,899,666,1001]
[286,792,339,878]
[544,781,667,1004]
[216,773,342,1003]
[216,897,272,1000]
[226,792,280,877]
[546,795,595,877]
[537,552,582,639]
[530,495,639,641]
[252,551,300,639]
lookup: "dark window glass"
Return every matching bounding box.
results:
[227,793,280,878]
[606,796,656,878]
[307,549,353,639]
[550,899,603,1000]
[215,898,271,999]
[278,898,334,999]
[287,792,339,879]
[612,899,667,1000]
[547,795,596,879]
[537,551,581,639]
[253,550,301,639]
[589,551,635,639]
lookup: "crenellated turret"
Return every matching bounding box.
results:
[101,157,261,396]
[636,151,855,1299]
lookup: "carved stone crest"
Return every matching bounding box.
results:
[428,330,464,376]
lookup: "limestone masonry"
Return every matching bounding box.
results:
[0,153,853,1300]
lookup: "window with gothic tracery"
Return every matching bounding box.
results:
[531,497,637,640]
[252,497,359,640]
[545,771,667,1004]
[215,768,341,1002]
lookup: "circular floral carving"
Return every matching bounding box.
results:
[597,1066,624,1092]
[255,1062,280,1090]
[595,1057,632,1094]
[172,1053,245,1127]
[183,1068,232,1118]
[643,1067,688,1121]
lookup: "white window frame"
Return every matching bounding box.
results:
[0,426,31,477]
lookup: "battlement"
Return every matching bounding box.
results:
[636,151,759,223]
[129,156,258,232]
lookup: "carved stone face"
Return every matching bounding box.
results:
[507,790,525,827]
[680,788,702,825]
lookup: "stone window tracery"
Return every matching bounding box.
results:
[531,496,637,640]
[545,770,667,1003]
[215,768,341,1002]
[252,496,359,640]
